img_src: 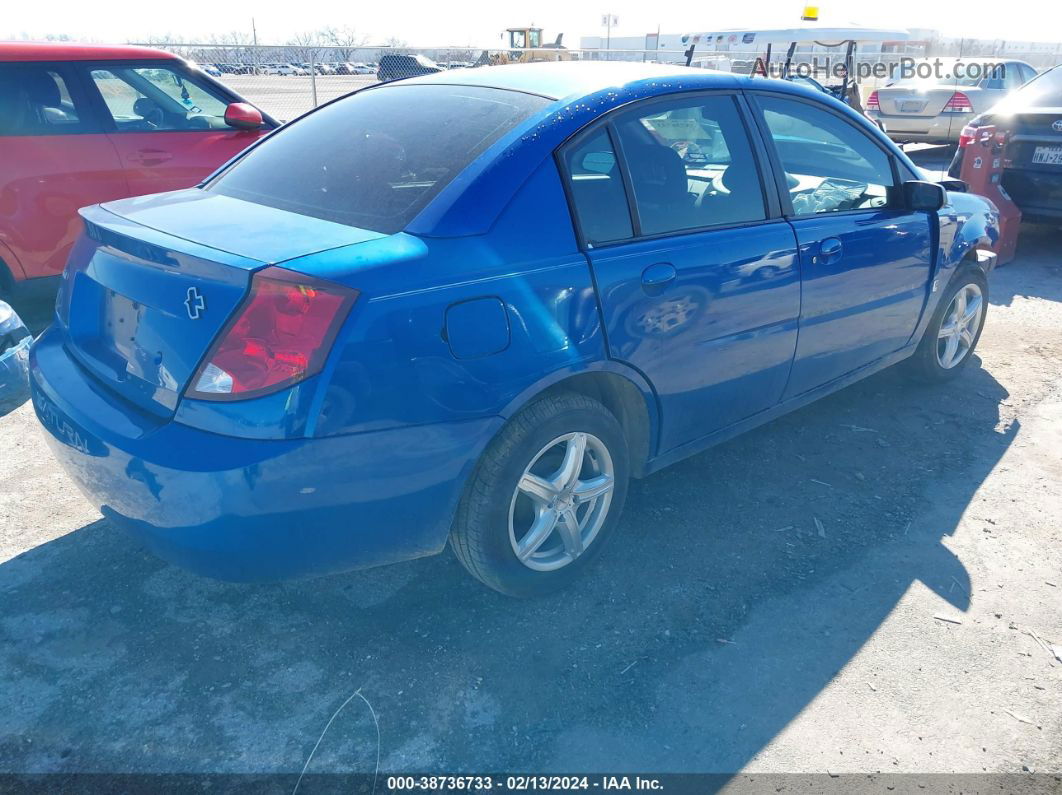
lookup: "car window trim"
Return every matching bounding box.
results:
[745,89,907,220]
[552,122,637,248]
[0,61,108,136]
[554,89,783,251]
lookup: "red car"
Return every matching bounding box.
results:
[0,42,278,297]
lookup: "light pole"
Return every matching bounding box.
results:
[602,14,618,60]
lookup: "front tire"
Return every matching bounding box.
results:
[450,393,630,597]
[906,268,988,382]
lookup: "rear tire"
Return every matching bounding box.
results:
[906,268,988,382]
[450,393,630,597]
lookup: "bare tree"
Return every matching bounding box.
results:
[286,31,325,65]
[321,25,367,61]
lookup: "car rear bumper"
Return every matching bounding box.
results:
[29,325,501,582]
[868,111,964,143]
[1002,168,1062,219]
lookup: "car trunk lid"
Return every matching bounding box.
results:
[876,85,970,117]
[59,192,384,418]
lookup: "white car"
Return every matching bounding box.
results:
[264,63,307,76]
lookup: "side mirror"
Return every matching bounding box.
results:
[904,180,947,212]
[224,102,264,130]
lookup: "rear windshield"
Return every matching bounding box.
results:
[1012,65,1062,106]
[208,84,548,234]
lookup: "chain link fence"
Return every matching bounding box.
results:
[142,42,1062,122]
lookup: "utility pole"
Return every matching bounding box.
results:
[251,17,259,75]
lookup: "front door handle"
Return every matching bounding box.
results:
[817,237,843,266]
[641,262,677,295]
[127,149,174,166]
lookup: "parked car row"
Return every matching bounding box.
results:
[199,61,377,77]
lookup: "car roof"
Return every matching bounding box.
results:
[397,63,859,237]
[0,41,179,62]
[400,61,744,100]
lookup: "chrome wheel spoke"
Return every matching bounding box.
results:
[953,290,967,323]
[554,508,584,557]
[572,474,614,504]
[942,332,960,367]
[518,472,557,506]
[961,295,982,327]
[938,322,958,339]
[553,432,587,489]
[516,509,559,562]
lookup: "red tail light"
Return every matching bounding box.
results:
[943,92,973,113]
[957,124,979,148]
[188,267,358,401]
[866,90,880,111]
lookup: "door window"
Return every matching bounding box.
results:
[611,95,767,235]
[757,96,897,216]
[87,63,231,132]
[0,64,88,135]
[561,129,634,245]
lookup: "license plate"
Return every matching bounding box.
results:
[1031,145,1062,165]
[899,100,925,113]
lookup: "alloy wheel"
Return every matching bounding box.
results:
[508,432,615,572]
[937,283,984,369]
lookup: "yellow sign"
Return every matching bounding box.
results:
[801,5,820,21]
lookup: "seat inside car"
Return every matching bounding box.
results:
[22,70,77,127]
[623,141,697,234]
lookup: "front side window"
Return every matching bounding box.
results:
[87,63,231,132]
[0,64,86,136]
[757,96,896,216]
[209,84,547,234]
[612,94,767,235]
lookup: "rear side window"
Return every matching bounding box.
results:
[612,94,766,235]
[756,96,897,216]
[0,64,88,136]
[562,129,633,245]
[209,84,547,234]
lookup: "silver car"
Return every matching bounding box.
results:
[866,58,1037,144]
[0,300,31,413]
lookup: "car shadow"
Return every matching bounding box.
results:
[990,223,1062,307]
[0,359,1014,776]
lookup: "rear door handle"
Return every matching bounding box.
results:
[641,262,677,295]
[127,149,174,166]
[817,237,843,266]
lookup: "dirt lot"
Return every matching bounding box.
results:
[1,217,1060,783]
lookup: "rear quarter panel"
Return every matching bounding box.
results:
[298,159,612,437]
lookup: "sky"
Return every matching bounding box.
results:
[4,0,1062,48]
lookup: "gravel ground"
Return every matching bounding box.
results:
[1,217,1060,782]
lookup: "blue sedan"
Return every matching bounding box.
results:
[29,63,999,596]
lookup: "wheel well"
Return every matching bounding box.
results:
[537,372,653,478]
